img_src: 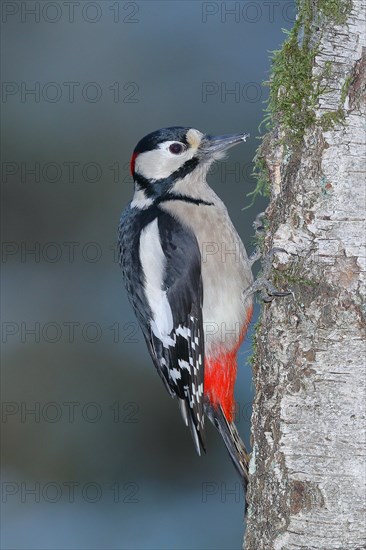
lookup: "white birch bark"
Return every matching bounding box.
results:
[244,1,366,549]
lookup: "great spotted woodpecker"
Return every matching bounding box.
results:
[118,127,254,486]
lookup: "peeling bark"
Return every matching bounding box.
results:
[244,2,366,549]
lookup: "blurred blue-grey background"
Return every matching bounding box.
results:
[1,1,294,548]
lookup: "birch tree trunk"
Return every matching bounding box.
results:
[244,1,366,549]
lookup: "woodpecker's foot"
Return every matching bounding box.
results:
[248,246,261,267]
[244,247,292,303]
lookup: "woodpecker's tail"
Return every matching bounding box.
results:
[205,403,250,490]
[179,398,206,456]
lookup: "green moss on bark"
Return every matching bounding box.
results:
[266,0,352,144]
[247,0,353,205]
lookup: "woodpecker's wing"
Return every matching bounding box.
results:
[119,208,178,398]
[119,207,205,454]
[159,212,205,453]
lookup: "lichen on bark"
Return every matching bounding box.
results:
[244,0,366,549]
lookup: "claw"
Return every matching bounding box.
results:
[243,247,292,303]
[262,289,292,303]
[249,246,261,267]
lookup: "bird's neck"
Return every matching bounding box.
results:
[131,166,219,210]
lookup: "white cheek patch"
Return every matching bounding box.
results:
[135,135,199,181]
[139,218,174,348]
[135,149,172,180]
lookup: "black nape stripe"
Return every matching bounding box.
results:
[134,156,200,198]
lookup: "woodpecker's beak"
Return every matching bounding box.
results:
[200,133,249,156]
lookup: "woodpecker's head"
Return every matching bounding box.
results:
[130,127,249,207]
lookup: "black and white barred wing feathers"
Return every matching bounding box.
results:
[120,209,205,454]
[152,214,205,454]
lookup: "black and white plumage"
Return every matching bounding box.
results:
[118,126,254,484]
[119,205,205,452]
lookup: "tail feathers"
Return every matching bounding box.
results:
[205,403,250,490]
[179,398,189,427]
[179,398,206,455]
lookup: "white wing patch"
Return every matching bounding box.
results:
[178,359,191,373]
[139,218,174,348]
[176,325,191,339]
[170,368,181,382]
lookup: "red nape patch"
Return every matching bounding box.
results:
[130,152,138,176]
[204,304,254,423]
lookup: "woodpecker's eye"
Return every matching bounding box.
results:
[169,143,185,155]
